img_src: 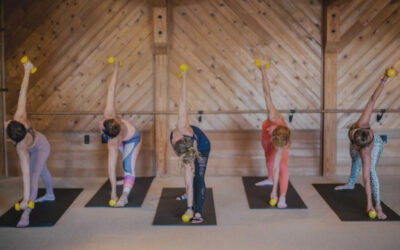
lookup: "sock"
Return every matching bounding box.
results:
[334,183,355,190]
[277,196,287,208]
[255,178,273,186]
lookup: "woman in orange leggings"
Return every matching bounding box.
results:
[255,61,291,208]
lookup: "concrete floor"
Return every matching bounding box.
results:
[0,175,399,250]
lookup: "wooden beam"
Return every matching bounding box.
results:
[153,6,169,176]
[322,1,340,176]
[0,0,6,178]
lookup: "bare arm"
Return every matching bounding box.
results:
[356,76,387,126]
[260,68,281,121]
[177,72,191,133]
[14,63,34,122]
[16,144,30,203]
[270,148,283,199]
[104,64,119,118]
[360,147,373,211]
[183,163,194,211]
[107,140,119,201]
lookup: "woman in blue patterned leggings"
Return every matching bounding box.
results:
[334,70,395,220]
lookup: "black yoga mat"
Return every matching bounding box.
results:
[85,177,154,207]
[313,184,400,221]
[153,188,217,226]
[242,177,307,209]
[0,188,83,227]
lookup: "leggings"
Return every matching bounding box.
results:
[28,132,53,201]
[347,136,383,205]
[119,135,141,194]
[193,150,209,214]
[262,140,289,197]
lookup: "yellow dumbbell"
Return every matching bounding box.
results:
[108,199,117,207]
[20,56,37,74]
[178,73,183,79]
[14,201,34,211]
[368,209,377,219]
[269,198,277,207]
[179,63,188,72]
[254,59,270,69]
[107,56,116,64]
[181,213,191,223]
[386,68,396,78]
[20,56,29,64]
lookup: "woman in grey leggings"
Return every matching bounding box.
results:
[5,58,54,227]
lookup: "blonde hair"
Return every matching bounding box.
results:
[173,137,200,167]
[272,125,291,148]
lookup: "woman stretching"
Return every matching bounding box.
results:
[334,69,396,220]
[255,61,291,208]
[100,57,142,207]
[170,64,211,224]
[5,57,55,227]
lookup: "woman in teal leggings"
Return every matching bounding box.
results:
[335,69,396,220]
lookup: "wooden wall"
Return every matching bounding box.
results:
[169,0,322,130]
[2,0,400,177]
[335,0,400,174]
[337,0,400,129]
[4,0,155,176]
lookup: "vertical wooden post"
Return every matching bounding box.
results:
[0,0,6,178]
[153,3,169,176]
[322,1,340,176]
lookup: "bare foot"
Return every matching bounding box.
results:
[36,193,55,203]
[376,206,387,220]
[116,193,129,207]
[255,179,273,186]
[16,210,30,228]
[334,183,355,190]
[192,212,204,224]
[176,194,187,201]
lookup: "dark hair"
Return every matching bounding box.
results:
[272,125,291,148]
[103,119,121,138]
[353,129,373,148]
[6,120,27,143]
[173,137,198,164]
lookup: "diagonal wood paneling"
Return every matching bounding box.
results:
[169,0,322,130]
[337,0,400,129]
[5,0,154,132]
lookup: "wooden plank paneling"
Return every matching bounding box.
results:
[5,0,154,132]
[169,0,322,130]
[169,130,321,176]
[335,0,400,174]
[6,131,155,177]
[4,0,400,177]
[322,3,340,176]
[337,0,400,129]
[153,6,169,176]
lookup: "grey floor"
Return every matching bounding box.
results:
[0,175,399,250]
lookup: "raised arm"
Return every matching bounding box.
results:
[104,63,119,118]
[260,67,281,121]
[14,62,34,122]
[356,75,388,126]
[177,71,191,133]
